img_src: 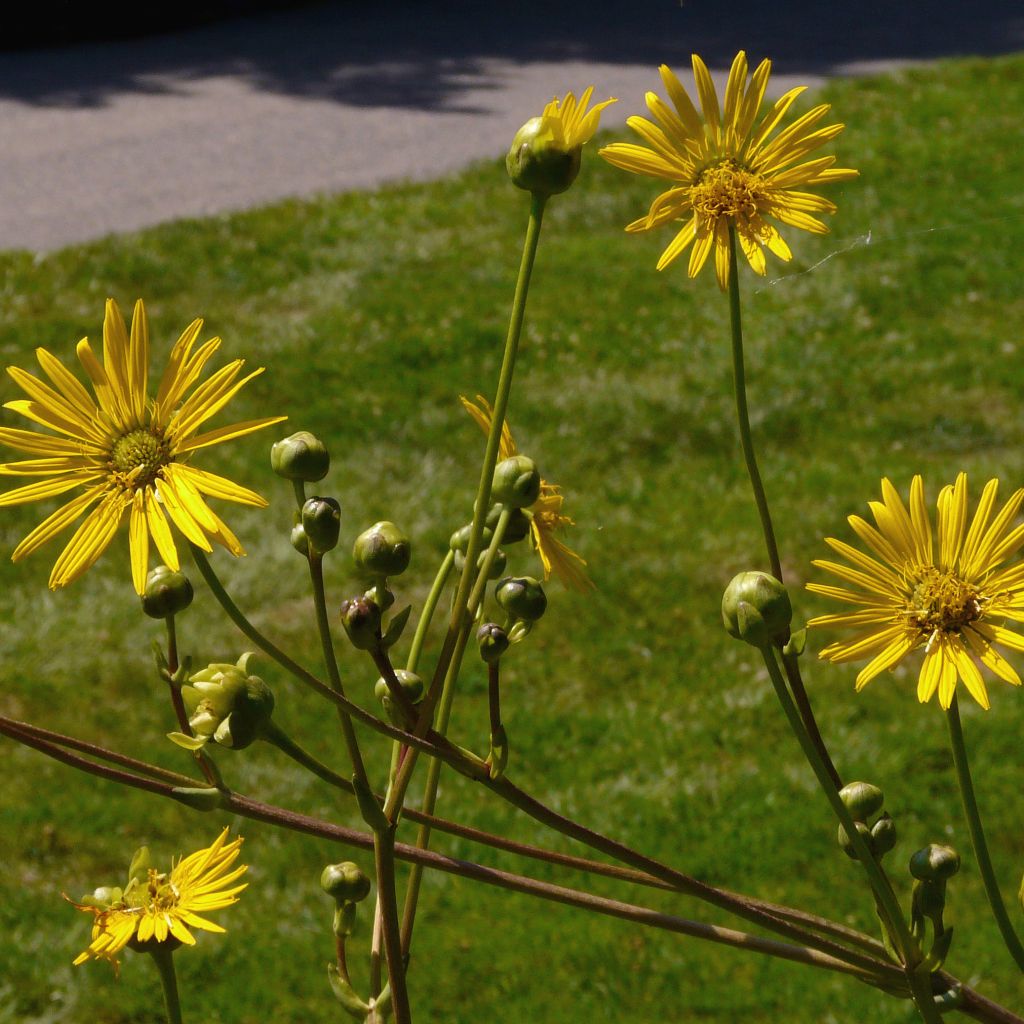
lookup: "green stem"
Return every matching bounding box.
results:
[150,946,184,1024]
[374,827,411,1023]
[406,550,456,675]
[946,696,1024,972]
[726,225,782,581]
[760,648,943,1024]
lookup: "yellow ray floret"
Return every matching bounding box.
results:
[807,474,1024,710]
[599,51,857,289]
[0,299,286,593]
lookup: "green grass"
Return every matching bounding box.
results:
[3,53,1024,1023]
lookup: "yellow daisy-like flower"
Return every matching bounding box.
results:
[599,51,858,288]
[541,87,617,149]
[0,299,286,594]
[807,475,1024,710]
[71,827,247,970]
[461,395,593,592]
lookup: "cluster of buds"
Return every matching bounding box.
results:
[271,431,343,558]
[836,781,897,861]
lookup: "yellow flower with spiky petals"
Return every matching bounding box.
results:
[541,87,617,149]
[461,395,593,592]
[807,475,1024,710]
[599,51,857,288]
[0,299,286,594]
[71,828,247,971]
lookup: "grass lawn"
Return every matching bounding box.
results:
[2,52,1024,1024]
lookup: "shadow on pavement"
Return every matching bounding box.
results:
[2,0,1022,110]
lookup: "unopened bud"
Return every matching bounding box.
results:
[506,116,581,196]
[353,521,410,578]
[721,571,792,647]
[290,523,310,556]
[302,496,341,555]
[374,669,425,725]
[141,565,194,618]
[454,546,507,580]
[870,814,897,856]
[176,653,274,750]
[492,455,541,509]
[320,862,371,904]
[838,820,873,860]
[339,596,381,650]
[477,622,510,663]
[449,523,493,554]
[270,430,330,482]
[487,504,531,544]
[839,781,885,823]
[910,844,961,882]
[496,575,547,622]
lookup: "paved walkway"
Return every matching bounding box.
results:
[1,0,1020,251]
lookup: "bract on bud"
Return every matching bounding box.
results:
[506,116,581,196]
[302,496,341,555]
[449,523,493,553]
[910,844,961,882]
[477,622,509,663]
[454,547,507,580]
[353,521,410,578]
[721,571,792,647]
[174,653,274,750]
[487,503,531,544]
[839,781,885,823]
[496,575,547,622]
[270,430,330,482]
[339,596,382,650]
[374,669,425,725]
[141,565,194,618]
[320,862,371,904]
[290,523,310,556]
[492,455,541,509]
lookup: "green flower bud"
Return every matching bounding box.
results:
[506,116,581,196]
[374,669,425,725]
[839,781,885,823]
[837,819,873,860]
[79,885,123,909]
[449,523,493,554]
[353,521,410,578]
[141,565,194,618]
[320,862,371,904]
[496,575,547,622]
[721,571,792,647]
[477,622,509,663]
[290,523,310,556]
[492,455,541,509]
[339,596,381,650]
[454,546,507,580]
[270,430,330,482]
[302,496,341,554]
[870,813,897,856]
[176,653,274,750]
[487,504,531,544]
[910,844,961,882]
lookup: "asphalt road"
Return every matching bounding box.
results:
[1,0,1021,252]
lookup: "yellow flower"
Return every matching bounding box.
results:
[541,87,617,149]
[460,395,593,591]
[0,299,286,594]
[71,828,247,970]
[807,475,1024,710]
[599,52,857,288]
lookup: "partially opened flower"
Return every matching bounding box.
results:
[0,299,286,593]
[461,395,593,591]
[70,827,247,970]
[807,475,1024,710]
[600,52,857,288]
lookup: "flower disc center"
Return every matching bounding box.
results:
[110,429,167,488]
[906,567,982,634]
[690,160,767,221]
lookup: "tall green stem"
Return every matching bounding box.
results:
[946,696,1024,972]
[726,225,782,581]
[406,550,456,675]
[150,946,184,1024]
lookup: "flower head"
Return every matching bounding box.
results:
[599,52,857,288]
[507,87,616,195]
[807,475,1024,710]
[70,828,247,970]
[0,299,286,593]
[461,395,592,591]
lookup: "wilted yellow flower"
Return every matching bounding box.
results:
[600,51,857,288]
[0,299,285,593]
[70,828,247,970]
[461,395,592,591]
[807,475,1024,710]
